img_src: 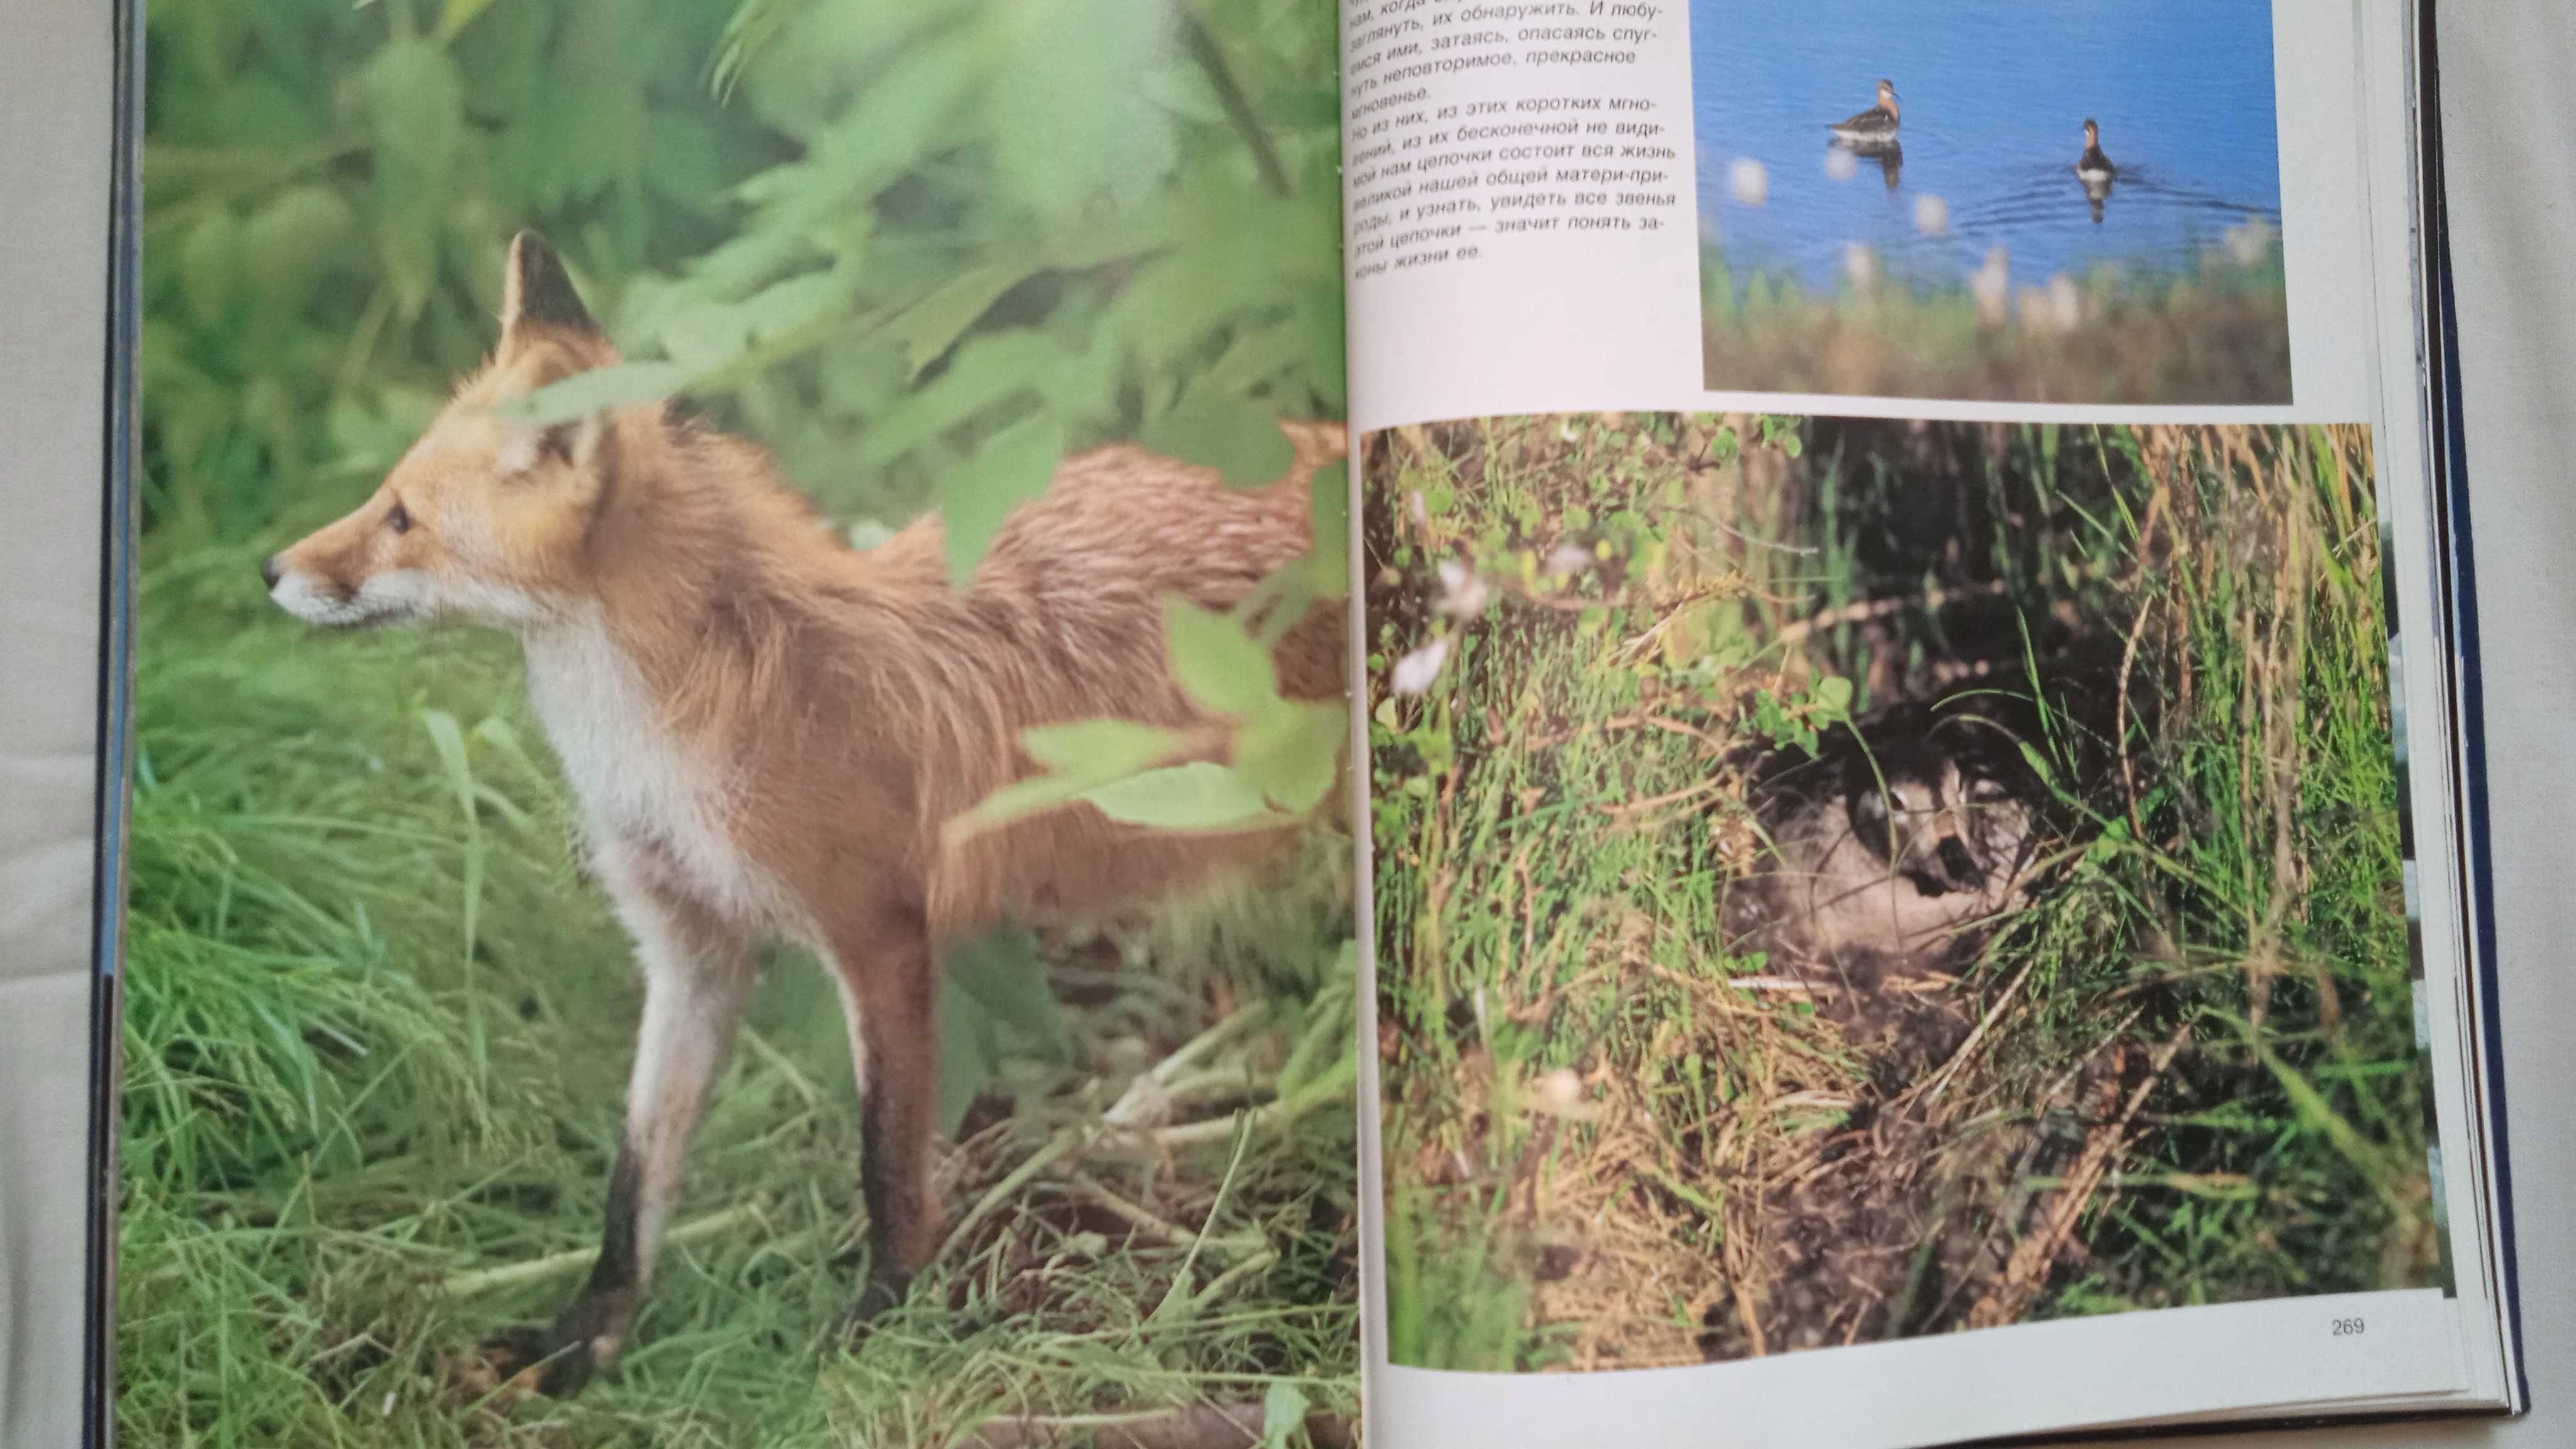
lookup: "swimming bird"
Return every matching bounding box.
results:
[2077,119,2116,222]
[1829,79,1901,148]
[2075,118,2116,182]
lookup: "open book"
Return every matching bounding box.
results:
[12,0,2518,1444]
[1346,1,2522,1443]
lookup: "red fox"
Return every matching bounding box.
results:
[263,233,1343,1394]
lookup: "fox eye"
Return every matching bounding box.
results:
[387,500,413,535]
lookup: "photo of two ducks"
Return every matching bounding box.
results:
[1690,0,2290,404]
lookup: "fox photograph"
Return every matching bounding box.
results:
[1365,413,2440,1372]
[133,0,1355,1445]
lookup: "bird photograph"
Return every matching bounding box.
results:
[1692,0,2292,401]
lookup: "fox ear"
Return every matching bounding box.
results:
[499,230,601,343]
[496,412,610,479]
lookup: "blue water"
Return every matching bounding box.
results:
[1690,0,2285,295]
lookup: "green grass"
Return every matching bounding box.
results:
[1699,252,2293,403]
[1366,414,2434,1372]
[119,531,1360,1446]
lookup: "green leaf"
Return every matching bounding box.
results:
[242,186,359,322]
[938,414,1065,586]
[419,709,484,961]
[889,263,1038,379]
[1165,597,1277,714]
[1308,459,1350,595]
[938,930,1067,1132]
[946,772,1097,840]
[947,719,1196,841]
[741,269,845,338]
[179,209,241,330]
[653,301,753,368]
[1082,762,1286,832]
[985,0,1172,220]
[434,0,504,43]
[936,989,1004,1132]
[504,361,694,425]
[1143,391,1296,487]
[951,929,1069,1060]
[1262,1381,1313,1449]
[362,39,465,320]
[860,329,1062,466]
[364,42,465,183]
[1021,718,1192,775]
[1236,699,1346,814]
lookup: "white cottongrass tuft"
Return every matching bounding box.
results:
[1530,1067,1597,1121]
[1843,242,1880,296]
[1390,637,1451,696]
[2224,217,2275,266]
[1435,558,1493,618]
[1729,157,1770,206]
[1971,245,2011,326]
[2048,274,2084,331]
[1545,541,1595,580]
[1406,490,1429,526]
[2019,277,2084,335]
[1824,147,1859,182]
[1912,192,1950,236]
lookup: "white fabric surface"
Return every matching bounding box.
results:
[0,0,111,1442]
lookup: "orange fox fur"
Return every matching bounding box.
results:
[264,232,1343,1394]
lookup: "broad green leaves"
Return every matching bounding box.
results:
[143,0,779,536]
[1167,597,1278,714]
[1145,391,1299,487]
[362,40,465,321]
[1307,458,1351,593]
[939,414,1067,586]
[952,583,1347,841]
[1085,762,1280,831]
[1750,674,1854,756]
[1235,699,1347,816]
[1261,1381,1314,1449]
[501,362,693,426]
[937,929,1071,1131]
[984,0,1175,222]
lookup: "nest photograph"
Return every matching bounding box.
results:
[1365,412,2440,1371]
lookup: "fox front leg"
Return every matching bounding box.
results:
[819,899,942,1335]
[487,876,756,1396]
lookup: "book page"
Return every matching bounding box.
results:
[1345,0,2370,428]
[118,1,1359,1444]
[1343,3,2505,1445]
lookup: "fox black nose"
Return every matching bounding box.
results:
[1936,835,1986,889]
[260,555,282,590]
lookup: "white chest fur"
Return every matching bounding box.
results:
[521,612,784,931]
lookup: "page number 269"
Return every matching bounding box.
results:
[2331,1316,2367,1336]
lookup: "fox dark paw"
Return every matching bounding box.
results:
[480,1293,626,1398]
[833,1270,913,1346]
[479,1323,597,1398]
